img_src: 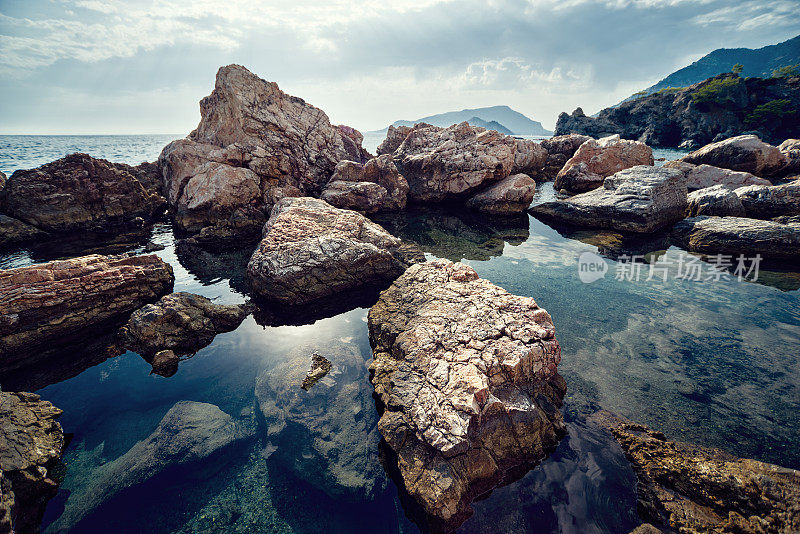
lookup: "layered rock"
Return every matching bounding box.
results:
[246,197,421,306]
[532,166,688,233]
[663,160,771,190]
[368,260,566,532]
[465,173,536,215]
[686,185,745,217]
[595,413,800,534]
[321,155,409,212]
[538,134,593,179]
[554,135,653,193]
[0,392,65,534]
[680,135,788,177]
[672,216,800,259]
[376,125,415,156]
[0,254,174,372]
[734,179,800,219]
[0,153,166,236]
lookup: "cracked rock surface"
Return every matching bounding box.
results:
[321,154,409,213]
[368,259,566,532]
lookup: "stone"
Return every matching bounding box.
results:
[336,124,372,163]
[778,138,800,175]
[321,155,409,212]
[0,254,174,373]
[466,173,536,215]
[686,185,745,217]
[0,392,65,534]
[368,259,566,532]
[680,135,788,177]
[0,171,5,191]
[0,153,166,235]
[735,179,800,219]
[377,125,414,156]
[119,292,252,357]
[672,216,800,260]
[0,214,49,249]
[594,412,800,534]
[150,349,180,377]
[555,135,654,193]
[663,160,771,190]
[50,401,252,532]
[540,134,593,158]
[554,107,620,139]
[246,197,421,306]
[300,352,332,391]
[532,166,688,233]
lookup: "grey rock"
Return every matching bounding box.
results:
[735,179,800,219]
[466,173,536,214]
[686,185,745,217]
[672,216,800,259]
[663,160,771,191]
[321,155,409,212]
[680,135,788,177]
[377,125,415,156]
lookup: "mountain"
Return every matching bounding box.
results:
[465,117,514,135]
[375,105,552,135]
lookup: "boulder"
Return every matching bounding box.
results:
[50,401,252,532]
[0,392,65,534]
[336,124,372,163]
[0,215,49,249]
[321,155,409,212]
[246,197,421,306]
[377,125,414,156]
[672,216,800,260]
[735,179,800,219]
[0,254,174,372]
[0,153,166,235]
[663,160,771,190]
[119,292,251,357]
[680,135,788,177]
[686,185,745,217]
[466,173,536,215]
[537,134,593,179]
[150,349,180,377]
[368,260,566,532]
[594,413,800,534]
[532,166,688,233]
[778,139,800,175]
[555,135,654,193]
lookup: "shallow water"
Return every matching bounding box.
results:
[1,136,799,534]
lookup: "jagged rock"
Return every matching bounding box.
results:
[0,254,174,373]
[672,216,800,259]
[663,160,771,190]
[686,185,745,217]
[119,292,251,357]
[680,135,788,177]
[377,125,415,156]
[554,135,653,193]
[300,352,332,391]
[536,134,593,180]
[778,139,800,175]
[393,122,546,202]
[0,153,166,235]
[466,173,536,214]
[0,392,65,534]
[532,166,688,233]
[150,349,179,377]
[336,125,372,163]
[594,412,800,534]
[735,179,800,219]
[255,341,385,500]
[555,108,620,139]
[50,401,252,532]
[368,260,566,532]
[247,197,421,306]
[0,215,49,249]
[321,155,409,212]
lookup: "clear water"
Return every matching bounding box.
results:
[1,136,799,534]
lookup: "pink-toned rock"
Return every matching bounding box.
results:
[377,125,415,155]
[337,125,372,163]
[680,135,788,177]
[555,134,653,193]
[541,134,593,158]
[321,155,409,212]
[663,160,771,190]
[466,173,536,214]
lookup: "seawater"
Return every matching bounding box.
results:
[1,135,798,534]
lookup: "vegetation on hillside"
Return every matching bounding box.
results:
[691,77,744,106]
[745,99,795,127]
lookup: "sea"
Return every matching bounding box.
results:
[1,134,798,534]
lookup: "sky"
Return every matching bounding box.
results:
[0,0,798,134]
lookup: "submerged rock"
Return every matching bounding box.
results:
[0,254,174,373]
[680,135,788,177]
[246,197,422,306]
[554,134,653,193]
[0,392,65,534]
[321,155,409,213]
[466,173,536,215]
[672,216,800,259]
[300,352,332,391]
[368,260,566,532]
[150,349,180,377]
[685,185,745,217]
[663,160,771,191]
[734,179,800,219]
[532,166,688,233]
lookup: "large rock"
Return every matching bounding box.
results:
[376,125,415,156]
[321,155,409,212]
[536,134,593,180]
[778,138,800,175]
[0,392,65,534]
[554,135,653,193]
[672,216,800,259]
[595,413,800,534]
[246,197,421,306]
[734,179,800,219]
[466,173,536,215]
[50,401,252,532]
[0,215,49,249]
[0,254,174,372]
[532,166,688,233]
[680,135,788,177]
[368,260,566,532]
[554,107,620,139]
[0,153,166,235]
[663,160,771,190]
[686,185,745,217]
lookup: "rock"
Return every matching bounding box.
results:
[255,341,385,500]
[336,124,372,163]
[735,179,800,219]
[594,412,800,534]
[246,197,421,306]
[321,155,409,212]
[555,135,654,193]
[466,173,536,214]
[377,125,414,156]
[686,185,745,217]
[50,401,252,532]
[119,292,251,357]
[0,392,65,534]
[300,352,332,391]
[532,166,688,233]
[778,139,800,175]
[0,254,174,373]
[663,160,771,190]
[0,153,166,235]
[554,108,620,139]
[368,259,566,532]
[680,135,788,177]
[320,181,392,214]
[0,215,49,249]
[150,349,179,377]
[541,134,593,158]
[672,216,800,259]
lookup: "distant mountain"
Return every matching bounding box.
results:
[374,105,552,135]
[620,34,800,104]
[465,117,514,135]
